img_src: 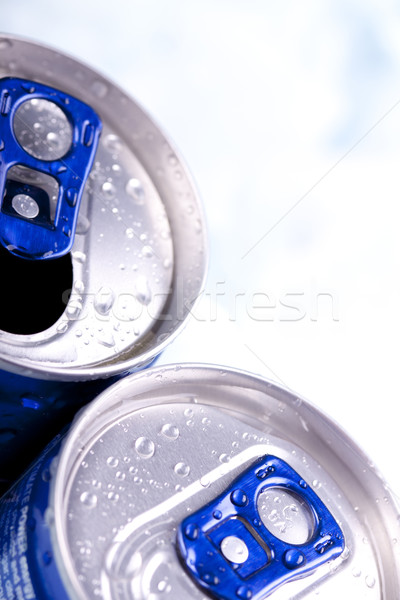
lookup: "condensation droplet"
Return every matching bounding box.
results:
[135,437,155,459]
[134,276,152,306]
[107,456,119,468]
[94,287,115,315]
[101,181,116,199]
[163,258,172,269]
[365,575,375,589]
[71,251,87,263]
[125,178,145,204]
[174,462,190,477]
[200,476,211,488]
[107,491,120,504]
[80,491,98,509]
[160,424,180,440]
[142,245,154,258]
[104,134,122,153]
[219,453,230,464]
[0,39,12,50]
[91,80,108,98]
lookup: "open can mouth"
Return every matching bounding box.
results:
[0,34,208,381]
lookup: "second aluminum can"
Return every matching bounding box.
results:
[0,364,399,599]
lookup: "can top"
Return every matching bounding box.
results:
[0,35,207,380]
[50,364,400,599]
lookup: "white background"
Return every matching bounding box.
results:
[2,1,400,496]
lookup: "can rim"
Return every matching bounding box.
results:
[0,34,209,381]
[50,362,400,600]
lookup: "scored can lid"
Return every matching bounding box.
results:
[0,35,207,380]
[50,364,400,599]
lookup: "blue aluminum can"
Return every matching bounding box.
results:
[0,364,399,599]
[0,34,207,494]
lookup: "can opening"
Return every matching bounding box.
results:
[3,165,59,227]
[0,243,72,334]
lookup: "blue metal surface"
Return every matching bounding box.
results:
[177,455,345,599]
[0,77,101,260]
[0,369,114,498]
[0,431,70,599]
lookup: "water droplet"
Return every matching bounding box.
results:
[107,491,120,504]
[116,471,126,482]
[111,163,121,175]
[184,523,199,540]
[103,134,121,153]
[66,298,82,319]
[80,491,98,509]
[72,251,87,264]
[174,462,190,477]
[0,39,12,50]
[74,280,85,294]
[236,585,252,599]
[91,80,108,98]
[135,437,155,459]
[200,475,211,488]
[231,489,248,507]
[157,578,171,594]
[97,329,115,348]
[160,424,180,440]
[282,549,305,569]
[365,575,375,588]
[134,276,152,306]
[219,453,230,464]
[94,287,115,315]
[107,456,119,468]
[142,245,154,258]
[126,178,145,204]
[126,227,135,239]
[101,181,116,199]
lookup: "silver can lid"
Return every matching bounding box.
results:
[0,35,207,380]
[50,364,400,599]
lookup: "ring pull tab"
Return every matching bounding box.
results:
[0,77,102,260]
[177,455,345,599]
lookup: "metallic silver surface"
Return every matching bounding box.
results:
[0,35,207,379]
[50,364,400,599]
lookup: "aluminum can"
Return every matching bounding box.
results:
[0,363,398,599]
[0,34,207,493]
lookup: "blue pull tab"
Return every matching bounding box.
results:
[177,455,345,600]
[0,77,102,260]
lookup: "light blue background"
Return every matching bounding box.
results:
[2,1,400,495]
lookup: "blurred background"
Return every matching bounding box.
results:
[2,1,400,495]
